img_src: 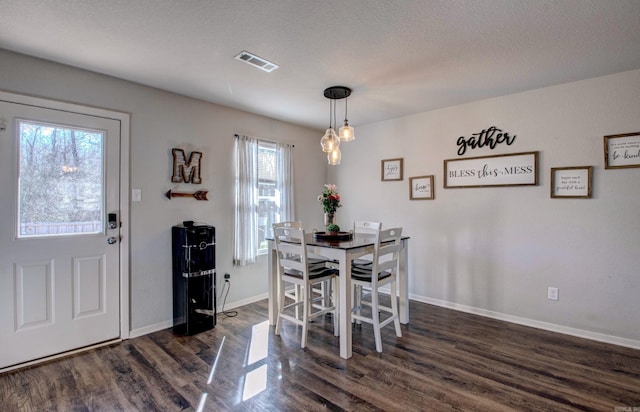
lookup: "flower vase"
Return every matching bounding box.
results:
[324,213,335,229]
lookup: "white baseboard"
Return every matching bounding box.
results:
[412,294,640,350]
[219,292,269,312]
[128,293,269,339]
[130,292,640,350]
[129,320,173,339]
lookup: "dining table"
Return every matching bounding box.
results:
[267,232,410,359]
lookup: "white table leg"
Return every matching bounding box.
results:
[399,238,409,324]
[339,251,352,359]
[267,239,278,326]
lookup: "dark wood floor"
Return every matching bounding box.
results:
[2,298,639,411]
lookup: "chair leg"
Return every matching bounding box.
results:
[371,287,383,352]
[322,280,332,308]
[275,278,285,336]
[391,279,402,337]
[301,284,310,348]
[354,284,362,325]
[332,277,339,336]
[294,284,301,320]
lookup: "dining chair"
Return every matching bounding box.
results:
[273,221,331,317]
[351,227,403,352]
[350,221,381,323]
[273,223,339,348]
[352,221,381,268]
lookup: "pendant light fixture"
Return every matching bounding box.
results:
[320,97,340,153]
[338,93,355,141]
[321,86,355,165]
[328,146,341,165]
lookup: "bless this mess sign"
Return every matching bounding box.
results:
[444,151,538,188]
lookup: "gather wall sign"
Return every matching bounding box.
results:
[456,126,517,156]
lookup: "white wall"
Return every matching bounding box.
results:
[0,49,328,334]
[331,69,640,346]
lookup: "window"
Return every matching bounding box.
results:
[257,141,277,254]
[234,135,293,266]
[17,120,104,238]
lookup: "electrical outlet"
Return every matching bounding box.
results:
[547,287,559,301]
[224,273,231,280]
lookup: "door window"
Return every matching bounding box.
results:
[17,120,104,238]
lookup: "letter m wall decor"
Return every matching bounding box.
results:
[172,148,203,184]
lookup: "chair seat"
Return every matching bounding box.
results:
[351,266,392,282]
[307,257,329,265]
[352,259,373,268]
[291,256,329,270]
[284,267,338,280]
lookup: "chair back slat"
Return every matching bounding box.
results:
[371,227,403,283]
[353,220,381,236]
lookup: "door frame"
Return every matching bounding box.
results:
[0,89,131,345]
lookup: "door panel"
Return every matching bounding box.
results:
[73,254,106,318]
[0,99,121,369]
[15,260,54,329]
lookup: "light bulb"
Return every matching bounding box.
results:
[321,128,340,153]
[339,121,355,141]
[320,128,337,152]
[328,147,341,165]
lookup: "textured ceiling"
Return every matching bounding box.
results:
[1,0,640,130]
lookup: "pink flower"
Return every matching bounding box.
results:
[318,184,342,215]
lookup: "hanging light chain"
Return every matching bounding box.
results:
[333,98,337,130]
[344,96,348,122]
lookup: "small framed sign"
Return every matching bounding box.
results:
[604,132,640,169]
[409,175,435,200]
[381,158,403,181]
[551,166,593,198]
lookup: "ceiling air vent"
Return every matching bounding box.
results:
[234,51,279,73]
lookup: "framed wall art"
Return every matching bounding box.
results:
[604,132,640,169]
[444,151,538,188]
[409,175,435,200]
[381,158,403,181]
[550,166,592,198]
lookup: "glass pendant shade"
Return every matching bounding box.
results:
[328,146,341,165]
[320,128,340,153]
[339,120,355,141]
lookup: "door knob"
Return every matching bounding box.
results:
[107,237,118,244]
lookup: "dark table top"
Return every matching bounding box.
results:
[268,233,409,251]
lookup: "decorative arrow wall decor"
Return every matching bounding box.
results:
[166,190,209,201]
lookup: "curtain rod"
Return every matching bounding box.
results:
[234,134,294,147]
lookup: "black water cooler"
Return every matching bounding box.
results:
[172,222,216,335]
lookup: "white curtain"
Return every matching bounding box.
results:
[234,135,295,266]
[276,142,294,226]
[233,135,258,266]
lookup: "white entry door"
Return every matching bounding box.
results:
[0,96,122,370]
